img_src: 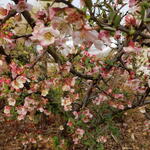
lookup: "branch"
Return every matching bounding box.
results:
[0,46,11,64]
[81,81,95,109]
[70,68,94,80]
[0,10,17,25]
[47,47,96,80]
[12,34,32,39]
[21,10,36,29]
[11,0,35,29]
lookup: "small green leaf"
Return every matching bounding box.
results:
[103,26,116,32]
[113,15,121,27]
[53,136,60,146]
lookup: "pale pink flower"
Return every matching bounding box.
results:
[17,106,27,116]
[73,29,99,45]
[14,0,32,13]
[117,104,125,110]
[11,80,24,90]
[59,125,64,131]
[80,0,86,8]
[31,26,60,47]
[125,14,136,26]
[61,97,72,106]
[11,76,27,90]
[48,7,62,20]
[38,107,44,112]
[97,136,107,143]
[44,110,51,116]
[73,111,79,119]
[129,0,137,7]
[0,7,7,19]
[67,121,73,127]
[113,94,124,99]
[139,107,146,113]
[98,30,110,45]
[64,105,72,111]
[24,97,38,111]
[75,128,85,139]
[29,138,36,144]
[65,8,84,29]
[51,17,72,35]
[8,97,16,106]
[61,97,72,111]
[41,89,49,96]
[127,101,132,108]
[4,106,11,115]
[62,84,71,91]
[82,109,93,123]
[123,41,140,53]
[17,114,25,120]
[73,137,79,144]
[93,94,107,105]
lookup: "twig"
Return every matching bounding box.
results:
[0,10,17,25]
[12,34,32,39]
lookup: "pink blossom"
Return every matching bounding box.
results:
[8,97,16,106]
[93,94,107,105]
[67,121,73,127]
[14,0,32,13]
[38,107,44,112]
[4,106,11,115]
[31,26,60,47]
[17,106,27,116]
[62,84,71,91]
[72,128,85,144]
[125,14,136,27]
[82,109,93,123]
[97,136,107,143]
[17,114,25,120]
[11,76,28,90]
[41,89,49,96]
[117,104,125,110]
[44,110,51,116]
[113,94,124,99]
[127,101,132,108]
[98,30,110,44]
[75,128,85,137]
[36,10,46,20]
[61,97,72,111]
[48,7,62,20]
[129,0,137,7]
[80,0,86,8]
[24,97,38,111]
[123,41,140,53]
[0,7,7,19]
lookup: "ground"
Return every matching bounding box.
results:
[0,108,150,150]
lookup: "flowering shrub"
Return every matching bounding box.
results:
[0,0,150,149]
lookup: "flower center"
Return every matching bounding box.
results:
[44,32,53,40]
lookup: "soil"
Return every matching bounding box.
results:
[0,108,150,150]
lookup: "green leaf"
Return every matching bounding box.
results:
[104,3,114,12]
[108,11,116,24]
[144,18,150,22]
[141,6,145,20]
[113,14,121,27]
[53,136,60,146]
[140,1,150,9]
[103,26,116,31]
